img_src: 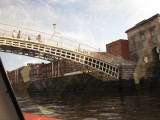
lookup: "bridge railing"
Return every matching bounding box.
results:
[0,23,100,53]
[0,23,135,66]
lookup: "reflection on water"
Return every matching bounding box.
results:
[16,90,160,120]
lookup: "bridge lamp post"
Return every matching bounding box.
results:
[53,24,56,35]
[49,24,56,43]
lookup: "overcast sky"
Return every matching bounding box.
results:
[0,0,160,71]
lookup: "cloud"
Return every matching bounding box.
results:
[0,0,57,32]
[0,0,133,48]
[131,0,160,20]
[0,0,160,50]
[48,0,76,5]
[0,0,14,8]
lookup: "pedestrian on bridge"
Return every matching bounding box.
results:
[12,30,16,38]
[17,30,21,39]
[36,34,42,42]
[28,36,31,40]
[78,43,81,52]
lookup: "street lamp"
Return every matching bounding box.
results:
[53,24,56,35]
[49,24,56,42]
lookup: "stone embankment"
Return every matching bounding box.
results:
[139,61,160,89]
[11,62,160,93]
[119,65,136,89]
[26,72,136,93]
[44,73,120,92]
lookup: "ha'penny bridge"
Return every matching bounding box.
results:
[0,23,134,81]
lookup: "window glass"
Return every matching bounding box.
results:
[150,28,157,43]
[140,32,145,46]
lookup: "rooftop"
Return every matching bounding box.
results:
[125,13,160,33]
[106,39,127,46]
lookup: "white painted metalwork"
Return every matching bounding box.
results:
[0,23,119,80]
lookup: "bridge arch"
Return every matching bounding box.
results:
[0,37,119,81]
[0,23,120,81]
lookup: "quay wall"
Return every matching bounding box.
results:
[119,65,136,89]
[25,72,136,93]
[13,61,160,93]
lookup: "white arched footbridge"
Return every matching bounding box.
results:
[0,23,120,81]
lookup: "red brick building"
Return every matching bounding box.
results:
[7,67,24,84]
[7,59,83,83]
[28,63,43,80]
[106,39,129,60]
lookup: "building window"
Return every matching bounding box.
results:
[115,45,119,55]
[109,47,112,53]
[131,36,136,50]
[136,41,140,49]
[140,32,145,47]
[150,27,157,43]
[115,45,119,51]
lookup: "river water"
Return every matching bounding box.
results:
[16,89,160,120]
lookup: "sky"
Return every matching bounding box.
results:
[0,0,160,71]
